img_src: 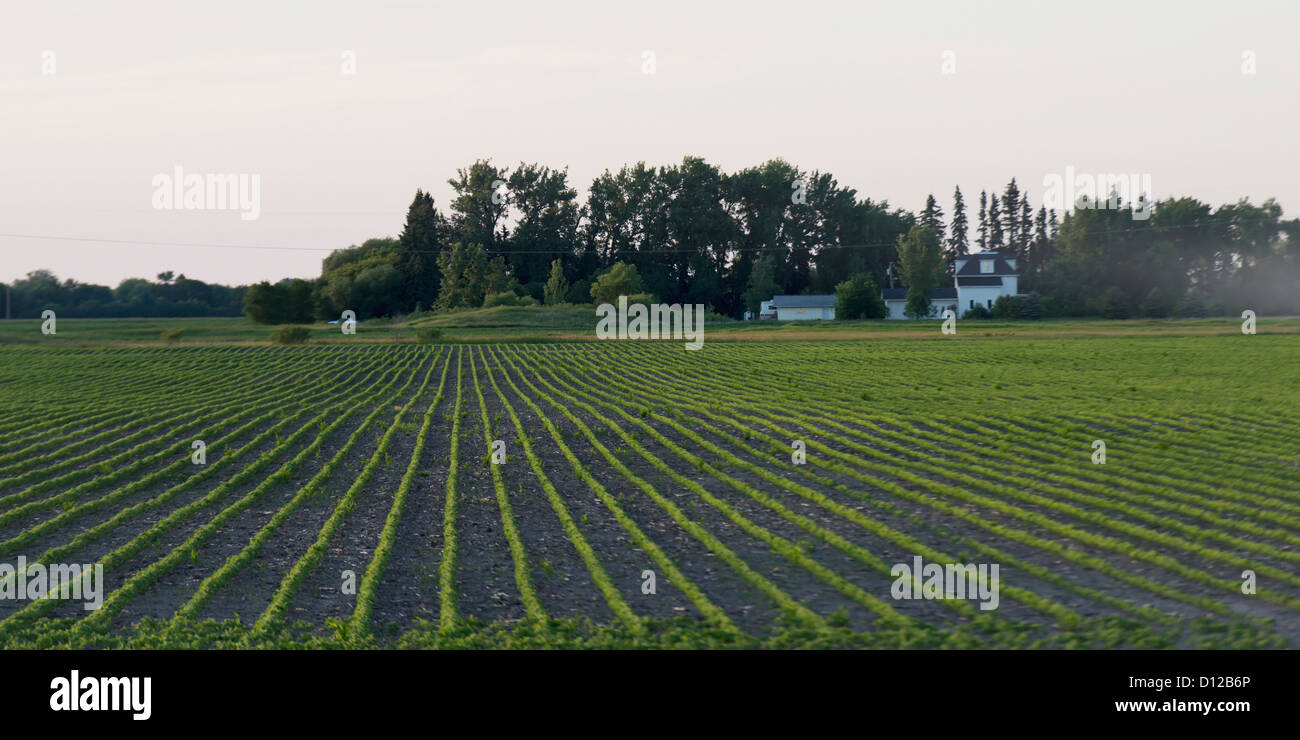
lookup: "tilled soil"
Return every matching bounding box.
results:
[4,343,1297,647]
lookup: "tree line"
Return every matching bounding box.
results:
[274,159,1298,322]
[2,270,244,319]
[909,181,1298,319]
[240,157,922,323]
[8,158,1297,322]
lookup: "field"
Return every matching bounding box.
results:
[6,309,1300,346]
[0,325,1297,648]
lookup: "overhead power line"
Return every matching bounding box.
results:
[0,218,1269,257]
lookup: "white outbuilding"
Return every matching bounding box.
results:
[883,286,958,319]
[769,294,836,320]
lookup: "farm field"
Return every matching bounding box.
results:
[0,333,1297,649]
[4,311,1299,346]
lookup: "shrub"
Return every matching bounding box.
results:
[1020,292,1045,320]
[482,291,519,308]
[243,279,316,324]
[624,292,657,310]
[834,274,887,319]
[1100,286,1131,319]
[962,304,992,320]
[567,279,593,304]
[161,328,184,344]
[1140,286,1171,318]
[904,291,934,320]
[991,294,1021,319]
[1205,298,1232,317]
[590,262,643,305]
[990,293,1045,320]
[517,295,539,307]
[1044,295,1069,318]
[271,326,311,345]
[897,225,943,320]
[416,327,442,344]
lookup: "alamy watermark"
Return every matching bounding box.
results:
[151,166,261,220]
[0,556,104,610]
[1043,165,1152,220]
[890,555,1000,611]
[50,670,151,720]
[595,296,705,350]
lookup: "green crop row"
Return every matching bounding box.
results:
[477,348,642,631]
[0,348,422,641]
[168,350,424,628]
[247,350,441,639]
[438,348,466,632]
[482,348,740,635]
[466,351,545,622]
[488,345,821,629]
[350,349,455,639]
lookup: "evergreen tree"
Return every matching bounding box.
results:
[396,190,444,312]
[481,256,513,298]
[977,190,989,251]
[543,258,569,306]
[1001,178,1021,254]
[987,194,1003,251]
[1019,196,1034,263]
[436,242,495,310]
[948,186,969,260]
[920,194,946,242]
[1031,206,1050,284]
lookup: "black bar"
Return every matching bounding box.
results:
[3,649,1288,728]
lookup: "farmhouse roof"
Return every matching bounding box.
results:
[770,294,836,308]
[957,276,1004,286]
[956,254,1017,276]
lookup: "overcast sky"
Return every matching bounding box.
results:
[2,0,1296,286]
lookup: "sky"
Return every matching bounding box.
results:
[1,0,1297,287]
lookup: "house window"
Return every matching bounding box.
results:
[987,299,993,308]
[969,299,975,309]
[980,260,994,274]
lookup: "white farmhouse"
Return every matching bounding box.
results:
[883,252,1022,319]
[953,252,1020,313]
[769,294,836,320]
